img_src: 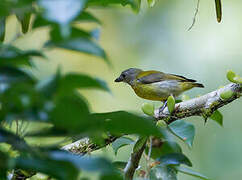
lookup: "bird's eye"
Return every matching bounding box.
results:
[122,74,126,78]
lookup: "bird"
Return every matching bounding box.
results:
[114,68,204,102]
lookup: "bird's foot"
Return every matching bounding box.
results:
[159,101,167,114]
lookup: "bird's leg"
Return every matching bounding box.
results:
[159,100,167,114]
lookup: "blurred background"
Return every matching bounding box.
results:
[4,0,242,179]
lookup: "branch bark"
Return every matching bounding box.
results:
[124,137,147,180]
[154,83,242,122]
[62,136,118,155]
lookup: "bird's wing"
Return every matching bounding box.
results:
[168,74,197,82]
[137,71,197,84]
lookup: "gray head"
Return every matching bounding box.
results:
[114,68,142,85]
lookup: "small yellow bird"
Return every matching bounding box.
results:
[115,68,204,102]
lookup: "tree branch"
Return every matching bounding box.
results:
[62,136,118,155]
[154,83,242,122]
[124,138,147,180]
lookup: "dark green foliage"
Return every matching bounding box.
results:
[112,137,134,155]
[0,44,44,67]
[16,13,32,34]
[150,165,177,180]
[0,18,5,42]
[210,110,223,126]
[149,152,208,179]
[87,0,141,12]
[174,166,209,180]
[60,73,110,93]
[157,153,192,167]
[14,156,80,180]
[0,128,30,151]
[145,141,182,159]
[76,11,102,24]
[168,120,195,147]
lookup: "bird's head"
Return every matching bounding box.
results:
[115,68,142,85]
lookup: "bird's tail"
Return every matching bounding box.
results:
[192,83,204,88]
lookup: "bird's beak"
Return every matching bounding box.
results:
[114,76,123,82]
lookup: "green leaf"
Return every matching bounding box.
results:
[226,70,242,84]
[141,103,155,116]
[75,11,101,24]
[0,128,30,152]
[215,0,222,23]
[45,26,109,63]
[0,66,35,86]
[16,13,32,34]
[0,0,35,17]
[150,165,177,180]
[133,137,148,153]
[11,169,36,179]
[50,93,90,133]
[0,18,5,42]
[112,137,134,155]
[174,166,209,180]
[168,120,195,147]
[100,174,123,180]
[227,70,236,83]
[0,44,44,67]
[234,76,242,84]
[38,0,87,26]
[156,120,167,128]
[112,161,127,170]
[0,151,8,178]
[90,111,163,137]
[220,90,234,100]
[157,153,192,167]
[14,156,79,180]
[87,0,141,12]
[49,150,115,174]
[145,141,182,159]
[59,73,110,93]
[0,71,37,121]
[147,0,156,7]
[36,70,61,98]
[49,26,91,42]
[46,37,109,63]
[32,15,50,28]
[0,82,47,122]
[167,95,175,114]
[32,111,163,137]
[209,110,223,126]
[25,127,68,137]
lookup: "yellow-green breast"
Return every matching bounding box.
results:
[131,79,196,101]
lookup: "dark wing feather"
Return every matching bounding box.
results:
[168,74,197,82]
[138,72,197,84]
[137,72,167,84]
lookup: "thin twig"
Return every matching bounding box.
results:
[124,137,147,180]
[147,137,152,162]
[145,136,153,178]
[188,0,200,31]
[16,120,19,136]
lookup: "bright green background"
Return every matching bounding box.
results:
[5,0,242,179]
